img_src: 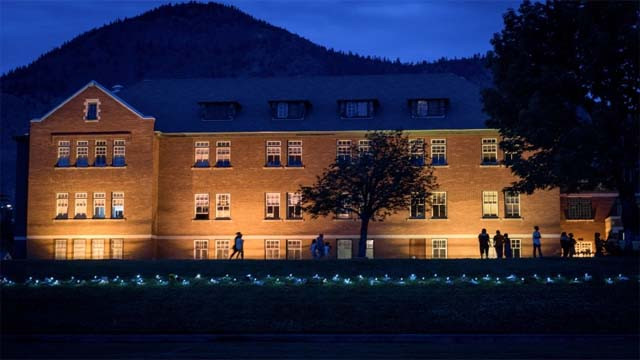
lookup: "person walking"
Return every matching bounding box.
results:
[504,233,513,259]
[568,233,577,257]
[532,225,543,258]
[478,229,490,259]
[494,230,504,259]
[229,232,244,259]
[560,232,569,258]
[310,239,318,259]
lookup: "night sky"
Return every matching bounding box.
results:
[0,0,520,74]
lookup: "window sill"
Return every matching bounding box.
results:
[429,217,449,221]
[284,166,305,170]
[284,219,304,222]
[479,163,501,168]
[406,218,426,221]
[214,218,232,221]
[503,217,524,221]
[564,219,595,222]
[263,166,284,170]
[212,167,233,170]
[54,166,127,170]
[192,218,212,222]
[191,166,212,170]
[481,217,501,220]
[53,218,126,222]
[432,164,450,168]
[333,218,356,221]
[263,218,283,222]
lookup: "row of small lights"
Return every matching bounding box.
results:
[0,273,636,288]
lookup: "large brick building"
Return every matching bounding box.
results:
[20,74,615,260]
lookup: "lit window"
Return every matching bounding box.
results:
[92,239,104,260]
[73,239,86,260]
[111,192,124,219]
[409,139,425,166]
[337,140,352,162]
[216,193,231,219]
[366,239,374,259]
[287,240,302,260]
[566,198,593,219]
[265,239,280,259]
[410,193,425,219]
[74,193,87,219]
[194,141,210,167]
[504,191,521,218]
[54,239,67,260]
[84,100,100,121]
[482,191,499,218]
[57,141,70,167]
[93,193,106,219]
[337,239,352,259]
[265,193,280,219]
[575,241,593,257]
[358,140,372,156]
[431,192,447,219]
[432,239,447,259]
[431,139,447,165]
[216,141,231,167]
[215,240,230,259]
[94,140,107,167]
[56,193,69,219]
[482,138,498,164]
[195,194,210,220]
[76,141,89,167]
[194,240,209,259]
[111,239,123,259]
[266,141,281,167]
[113,140,126,167]
[287,140,303,167]
[287,193,302,219]
[511,239,521,258]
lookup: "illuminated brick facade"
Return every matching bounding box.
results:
[23,76,609,259]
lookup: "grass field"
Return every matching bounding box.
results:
[1,258,638,335]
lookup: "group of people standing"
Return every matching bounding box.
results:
[478,228,514,259]
[559,232,578,258]
[310,234,332,259]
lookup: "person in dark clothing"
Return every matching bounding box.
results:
[493,230,504,259]
[504,233,513,258]
[594,232,604,257]
[478,229,490,259]
[229,232,244,259]
[560,232,569,258]
[568,233,577,257]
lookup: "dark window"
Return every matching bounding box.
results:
[411,99,447,117]
[86,103,98,120]
[410,195,426,219]
[272,101,306,119]
[340,100,375,118]
[201,103,237,121]
[566,198,594,219]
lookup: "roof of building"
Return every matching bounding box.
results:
[117,73,487,133]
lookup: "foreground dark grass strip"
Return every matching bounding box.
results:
[2,281,638,334]
[1,257,638,280]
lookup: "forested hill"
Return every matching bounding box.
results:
[0,1,489,200]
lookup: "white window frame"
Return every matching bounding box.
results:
[410,193,425,219]
[93,192,106,219]
[216,193,231,219]
[337,239,352,259]
[287,140,303,166]
[511,239,521,258]
[287,192,302,219]
[113,140,126,156]
[84,99,101,121]
[431,192,447,219]
[366,239,374,259]
[194,141,210,165]
[286,239,302,260]
[265,239,280,259]
[215,239,230,259]
[76,141,89,159]
[215,141,231,167]
[194,240,209,260]
[358,139,372,156]
[54,239,67,260]
[482,191,499,218]
[111,239,123,259]
[56,193,69,219]
[482,138,498,164]
[111,192,124,219]
[92,239,105,260]
[409,138,425,165]
[504,191,521,218]
[432,239,447,259]
[74,193,87,219]
[337,140,352,162]
[73,239,86,260]
[57,141,70,164]
[195,193,210,219]
[266,141,281,166]
[431,139,446,165]
[265,193,281,219]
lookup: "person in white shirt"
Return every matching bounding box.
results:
[532,226,543,258]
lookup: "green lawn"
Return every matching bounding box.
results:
[1,258,638,335]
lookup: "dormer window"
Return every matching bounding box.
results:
[84,99,101,121]
[199,102,239,121]
[339,100,376,118]
[270,101,307,120]
[410,99,448,118]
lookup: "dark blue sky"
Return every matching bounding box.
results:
[0,0,520,74]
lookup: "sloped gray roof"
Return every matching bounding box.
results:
[118,73,487,133]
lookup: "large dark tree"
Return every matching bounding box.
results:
[300,131,437,258]
[482,0,639,248]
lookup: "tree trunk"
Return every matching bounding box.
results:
[618,187,639,252]
[358,217,370,258]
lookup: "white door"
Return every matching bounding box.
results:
[337,239,352,259]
